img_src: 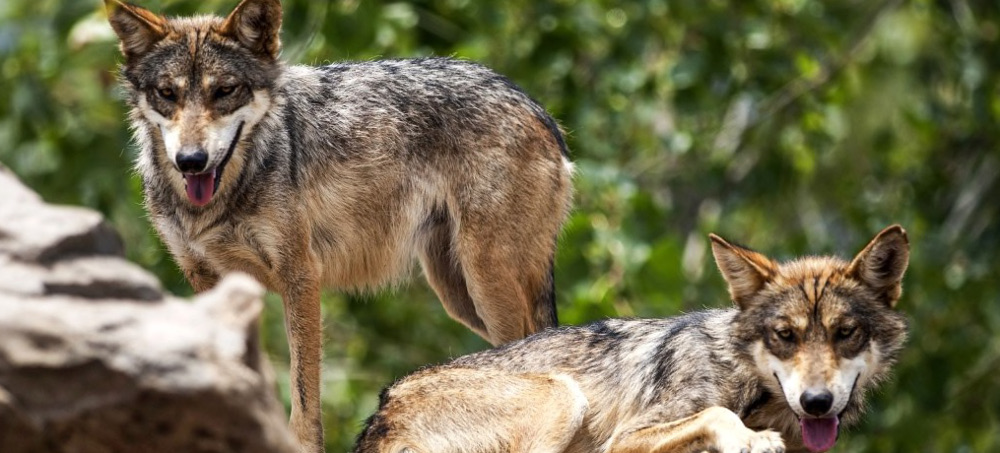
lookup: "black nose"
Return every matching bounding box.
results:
[176,150,208,173]
[800,389,834,416]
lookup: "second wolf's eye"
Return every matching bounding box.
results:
[215,85,237,99]
[836,326,857,340]
[157,87,177,101]
[775,328,794,341]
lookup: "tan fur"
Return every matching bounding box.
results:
[607,407,784,453]
[375,368,588,453]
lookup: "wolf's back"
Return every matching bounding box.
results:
[275,57,569,162]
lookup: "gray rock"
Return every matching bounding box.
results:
[43,256,163,301]
[0,165,297,453]
[0,165,124,264]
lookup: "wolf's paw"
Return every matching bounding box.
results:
[714,429,784,453]
[702,407,786,453]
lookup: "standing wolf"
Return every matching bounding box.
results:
[104,0,573,450]
[355,226,910,453]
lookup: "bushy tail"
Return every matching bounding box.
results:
[533,257,558,329]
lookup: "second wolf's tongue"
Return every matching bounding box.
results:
[801,416,839,452]
[184,170,216,207]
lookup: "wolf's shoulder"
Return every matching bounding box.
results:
[283,57,507,86]
[481,309,738,355]
[580,309,736,334]
[275,57,535,123]
[322,57,494,73]
[448,309,737,372]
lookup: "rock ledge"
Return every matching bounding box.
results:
[0,164,296,453]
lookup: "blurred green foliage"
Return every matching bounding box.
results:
[2,0,999,451]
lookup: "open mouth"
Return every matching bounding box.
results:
[800,416,839,452]
[182,122,244,207]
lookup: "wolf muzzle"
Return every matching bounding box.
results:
[177,122,244,207]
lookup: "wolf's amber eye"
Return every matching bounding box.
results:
[157,87,176,101]
[775,328,794,341]
[214,85,237,99]
[836,326,857,340]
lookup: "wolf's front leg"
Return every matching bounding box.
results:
[280,257,324,452]
[607,406,784,453]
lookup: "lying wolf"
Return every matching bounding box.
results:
[355,226,910,453]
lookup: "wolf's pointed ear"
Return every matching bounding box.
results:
[105,0,167,60]
[710,234,777,310]
[848,225,909,308]
[221,0,283,60]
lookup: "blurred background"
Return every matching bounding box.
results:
[1,0,998,451]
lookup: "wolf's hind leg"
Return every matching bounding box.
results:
[418,214,490,339]
[607,406,784,453]
[354,369,587,453]
[448,143,569,345]
[455,223,559,345]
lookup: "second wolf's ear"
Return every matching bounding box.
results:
[710,234,777,310]
[848,225,909,308]
[221,0,283,60]
[105,0,167,60]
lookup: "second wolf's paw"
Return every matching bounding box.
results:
[702,407,785,453]
[725,429,784,453]
[713,429,784,453]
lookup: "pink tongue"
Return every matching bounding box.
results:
[184,170,216,207]
[800,416,839,452]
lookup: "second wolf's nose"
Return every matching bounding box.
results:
[177,150,208,173]
[800,389,834,416]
